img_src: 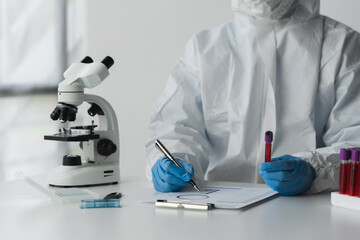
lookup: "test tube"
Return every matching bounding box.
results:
[339,149,350,194]
[265,131,273,162]
[349,149,360,197]
[354,148,360,197]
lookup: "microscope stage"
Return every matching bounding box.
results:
[44,133,100,142]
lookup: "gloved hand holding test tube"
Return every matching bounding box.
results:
[259,131,315,195]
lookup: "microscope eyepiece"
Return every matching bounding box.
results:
[81,56,94,63]
[101,56,114,69]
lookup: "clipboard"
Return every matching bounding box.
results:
[146,183,278,210]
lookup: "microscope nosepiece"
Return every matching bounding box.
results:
[50,103,78,122]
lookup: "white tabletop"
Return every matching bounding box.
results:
[1,175,360,240]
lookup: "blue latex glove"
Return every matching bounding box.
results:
[152,156,194,192]
[259,155,315,196]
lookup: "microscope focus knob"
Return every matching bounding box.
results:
[97,139,117,156]
[63,155,82,166]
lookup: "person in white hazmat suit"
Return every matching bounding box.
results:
[145,0,360,195]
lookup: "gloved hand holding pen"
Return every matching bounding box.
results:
[259,155,315,196]
[152,157,194,192]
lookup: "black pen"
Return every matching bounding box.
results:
[155,139,201,192]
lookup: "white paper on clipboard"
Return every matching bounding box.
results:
[145,183,278,209]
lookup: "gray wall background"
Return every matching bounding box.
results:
[83,0,360,178]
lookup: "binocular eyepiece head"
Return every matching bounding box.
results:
[81,56,114,69]
[101,56,114,69]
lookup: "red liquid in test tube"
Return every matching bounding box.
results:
[349,149,360,197]
[353,148,360,197]
[355,161,360,197]
[265,131,273,163]
[338,149,350,194]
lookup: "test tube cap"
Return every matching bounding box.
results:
[340,149,350,160]
[351,149,360,161]
[265,131,273,143]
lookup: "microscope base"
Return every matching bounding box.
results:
[47,162,120,187]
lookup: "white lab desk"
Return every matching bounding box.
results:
[1,175,360,240]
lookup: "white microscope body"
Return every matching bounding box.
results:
[45,56,120,187]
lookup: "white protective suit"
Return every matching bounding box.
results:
[145,0,360,193]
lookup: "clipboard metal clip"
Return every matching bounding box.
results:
[155,199,214,210]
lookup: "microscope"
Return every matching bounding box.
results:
[44,56,120,187]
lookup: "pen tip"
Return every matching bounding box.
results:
[195,185,201,192]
